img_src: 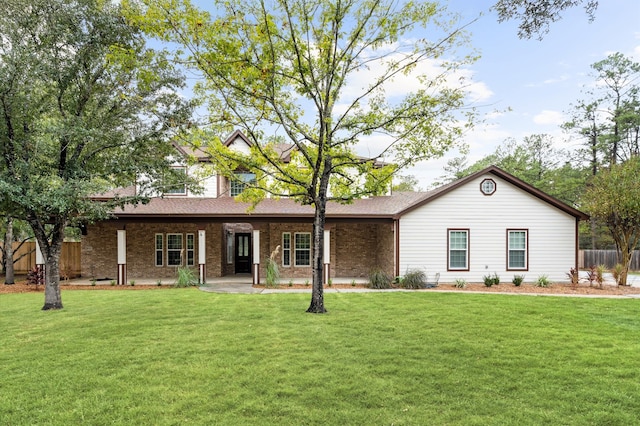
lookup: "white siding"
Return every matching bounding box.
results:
[398,173,577,283]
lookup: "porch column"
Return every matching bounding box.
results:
[198,230,206,284]
[117,230,126,285]
[35,240,45,285]
[323,229,330,285]
[252,229,260,285]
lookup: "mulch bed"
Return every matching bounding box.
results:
[3,281,640,296]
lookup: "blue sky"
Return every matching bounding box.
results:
[185,0,640,188]
[408,0,640,187]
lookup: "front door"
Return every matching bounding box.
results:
[235,233,251,273]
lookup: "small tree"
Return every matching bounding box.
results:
[129,0,477,313]
[582,157,640,285]
[0,0,195,309]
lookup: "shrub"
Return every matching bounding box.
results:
[454,278,466,288]
[483,273,500,287]
[512,274,525,286]
[401,269,427,289]
[586,265,597,287]
[368,268,392,289]
[596,264,606,288]
[611,263,624,286]
[26,267,44,286]
[174,267,197,288]
[535,275,551,287]
[265,246,281,288]
[566,267,579,288]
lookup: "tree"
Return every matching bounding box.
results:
[0,0,194,309]
[130,0,477,313]
[492,0,598,39]
[582,157,640,285]
[392,175,422,193]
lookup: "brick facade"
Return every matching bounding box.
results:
[82,219,395,282]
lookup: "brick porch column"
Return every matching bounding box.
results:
[198,230,206,284]
[117,230,126,285]
[323,229,330,285]
[252,229,260,285]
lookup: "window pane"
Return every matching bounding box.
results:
[186,234,194,249]
[294,233,311,266]
[509,232,526,249]
[449,230,468,269]
[509,251,525,268]
[167,234,182,250]
[155,234,163,250]
[282,233,290,249]
[230,173,256,196]
[167,251,182,266]
[155,250,163,266]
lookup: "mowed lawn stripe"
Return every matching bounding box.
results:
[1,290,639,425]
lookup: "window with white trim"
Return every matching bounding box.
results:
[282,232,291,267]
[507,230,528,270]
[164,166,187,195]
[448,229,469,270]
[230,172,256,196]
[480,178,496,195]
[155,234,163,266]
[167,233,183,266]
[294,232,311,266]
[186,233,195,266]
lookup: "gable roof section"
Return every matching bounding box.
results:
[396,165,589,220]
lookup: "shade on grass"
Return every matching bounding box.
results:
[1,290,640,425]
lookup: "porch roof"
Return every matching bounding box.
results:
[112,191,432,219]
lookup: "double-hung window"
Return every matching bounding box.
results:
[294,232,311,266]
[230,172,256,196]
[155,234,163,266]
[282,232,291,267]
[186,233,195,266]
[167,233,183,266]
[507,229,528,270]
[448,229,469,271]
[164,166,187,195]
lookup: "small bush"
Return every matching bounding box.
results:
[596,264,606,288]
[611,263,624,286]
[368,268,392,289]
[26,267,44,286]
[586,265,597,287]
[401,269,427,289]
[535,275,551,287]
[512,274,525,286]
[454,278,466,288]
[265,246,281,288]
[129,280,136,286]
[174,267,197,288]
[566,267,579,288]
[110,280,116,286]
[483,273,500,287]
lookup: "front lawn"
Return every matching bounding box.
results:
[1,290,640,425]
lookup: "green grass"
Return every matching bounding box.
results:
[2,290,640,425]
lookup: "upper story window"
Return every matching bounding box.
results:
[230,172,256,196]
[164,166,187,195]
[480,178,496,196]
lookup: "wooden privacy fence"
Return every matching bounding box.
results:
[2,241,82,277]
[579,250,640,270]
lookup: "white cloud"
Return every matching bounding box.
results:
[533,110,565,125]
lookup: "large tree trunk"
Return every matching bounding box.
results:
[307,162,331,314]
[30,218,65,310]
[4,216,15,285]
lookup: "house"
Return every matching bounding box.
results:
[81,132,588,285]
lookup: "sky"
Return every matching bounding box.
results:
[184,0,640,189]
[403,0,640,188]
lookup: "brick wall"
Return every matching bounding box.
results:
[82,221,224,280]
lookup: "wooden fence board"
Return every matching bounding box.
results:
[2,242,82,277]
[579,250,640,270]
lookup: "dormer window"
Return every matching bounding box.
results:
[164,166,187,195]
[230,172,256,196]
[480,178,496,196]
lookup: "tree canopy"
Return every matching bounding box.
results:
[0,0,194,309]
[128,0,478,312]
